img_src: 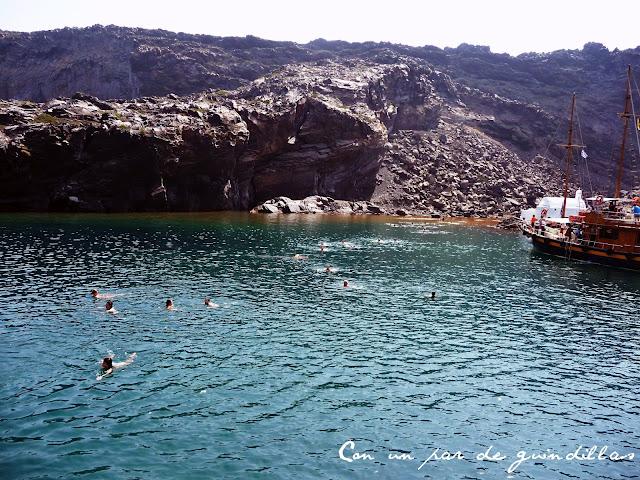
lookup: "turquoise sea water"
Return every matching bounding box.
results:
[1,213,639,480]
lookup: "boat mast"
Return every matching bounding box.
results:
[561,94,576,218]
[614,65,632,198]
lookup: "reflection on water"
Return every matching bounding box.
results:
[1,213,639,479]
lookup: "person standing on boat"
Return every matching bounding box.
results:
[565,224,573,242]
[530,214,537,229]
[633,203,640,223]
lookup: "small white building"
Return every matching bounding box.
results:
[520,190,586,223]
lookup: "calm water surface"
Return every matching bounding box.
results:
[0,213,639,479]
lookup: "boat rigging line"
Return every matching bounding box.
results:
[628,68,640,190]
[534,112,564,167]
[559,94,585,218]
[614,66,633,197]
[574,102,594,196]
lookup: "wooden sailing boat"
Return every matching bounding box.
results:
[525,66,640,270]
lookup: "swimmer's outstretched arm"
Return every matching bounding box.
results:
[112,352,137,370]
[96,368,113,381]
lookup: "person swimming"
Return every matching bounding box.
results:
[105,300,117,314]
[341,240,354,249]
[204,297,219,308]
[431,291,436,300]
[166,299,174,311]
[97,352,137,380]
[101,357,113,369]
[319,243,326,252]
[91,289,113,299]
[343,280,349,288]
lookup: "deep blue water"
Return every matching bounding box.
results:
[0,213,639,479]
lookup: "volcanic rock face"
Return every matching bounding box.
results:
[1,26,638,213]
[0,62,401,212]
[372,124,552,217]
[0,26,307,101]
[0,58,562,214]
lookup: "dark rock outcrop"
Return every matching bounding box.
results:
[1,26,638,189]
[0,58,573,214]
[0,61,406,212]
[1,26,638,214]
[496,215,521,230]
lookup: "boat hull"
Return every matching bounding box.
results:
[530,234,640,271]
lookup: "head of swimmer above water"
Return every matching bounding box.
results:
[166,299,173,308]
[91,289,98,298]
[105,300,113,310]
[101,357,113,370]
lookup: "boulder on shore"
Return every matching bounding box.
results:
[496,215,521,230]
[251,196,387,215]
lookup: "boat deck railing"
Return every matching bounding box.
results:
[524,224,640,254]
[598,212,639,223]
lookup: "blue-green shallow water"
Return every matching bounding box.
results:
[1,213,639,480]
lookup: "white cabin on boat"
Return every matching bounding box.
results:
[520,190,586,223]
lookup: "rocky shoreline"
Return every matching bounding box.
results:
[251,195,388,215]
[250,195,520,230]
[250,196,526,229]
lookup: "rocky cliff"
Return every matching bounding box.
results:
[1,26,639,213]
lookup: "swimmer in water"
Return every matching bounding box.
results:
[341,240,354,249]
[105,300,117,314]
[324,265,336,273]
[319,243,326,252]
[166,299,174,311]
[343,280,349,288]
[97,352,137,380]
[431,291,436,300]
[91,289,113,299]
[204,297,219,308]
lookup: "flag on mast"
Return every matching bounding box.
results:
[151,177,166,197]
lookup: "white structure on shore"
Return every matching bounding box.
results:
[520,190,586,223]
